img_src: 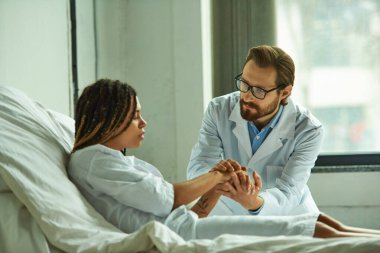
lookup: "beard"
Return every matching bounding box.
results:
[240,96,280,122]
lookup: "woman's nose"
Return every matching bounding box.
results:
[140,117,147,128]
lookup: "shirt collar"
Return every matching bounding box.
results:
[269,104,284,129]
[248,104,284,133]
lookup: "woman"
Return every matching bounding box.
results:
[68,79,380,240]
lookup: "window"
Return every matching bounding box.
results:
[276,0,380,157]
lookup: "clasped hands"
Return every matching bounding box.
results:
[210,159,263,211]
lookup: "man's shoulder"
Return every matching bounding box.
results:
[209,91,240,110]
[290,99,322,128]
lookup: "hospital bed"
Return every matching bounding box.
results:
[1,85,379,253]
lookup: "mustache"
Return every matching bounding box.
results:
[240,99,258,110]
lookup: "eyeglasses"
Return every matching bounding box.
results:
[234,73,286,100]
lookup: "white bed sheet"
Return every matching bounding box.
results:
[0,85,379,253]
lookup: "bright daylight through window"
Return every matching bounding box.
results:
[276,0,380,155]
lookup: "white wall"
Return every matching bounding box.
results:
[76,0,97,90]
[0,0,72,115]
[91,0,205,182]
[309,172,380,229]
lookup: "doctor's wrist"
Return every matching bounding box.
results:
[247,196,264,211]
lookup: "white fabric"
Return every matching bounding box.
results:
[68,144,317,240]
[68,144,183,234]
[187,91,323,216]
[1,85,380,253]
[69,145,174,219]
[0,177,61,253]
[196,213,317,239]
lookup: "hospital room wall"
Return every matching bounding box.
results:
[0,0,72,115]
[309,172,380,229]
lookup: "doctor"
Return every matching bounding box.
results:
[187,45,324,216]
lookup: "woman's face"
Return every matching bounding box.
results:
[103,97,147,150]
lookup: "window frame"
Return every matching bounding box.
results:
[314,154,380,173]
[316,154,380,167]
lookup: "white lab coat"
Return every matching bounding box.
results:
[187,92,324,216]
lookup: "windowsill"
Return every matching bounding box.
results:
[312,165,380,173]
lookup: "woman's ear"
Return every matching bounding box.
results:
[280,84,293,105]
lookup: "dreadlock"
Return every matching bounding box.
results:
[72,79,137,152]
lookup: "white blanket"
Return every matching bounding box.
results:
[0,85,379,253]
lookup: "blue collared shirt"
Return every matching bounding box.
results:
[247,105,283,215]
[247,105,284,155]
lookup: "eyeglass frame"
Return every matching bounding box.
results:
[234,73,287,100]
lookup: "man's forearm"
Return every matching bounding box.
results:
[246,196,264,211]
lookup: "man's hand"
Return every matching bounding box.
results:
[215,170,263,211]
[209,159,245,181]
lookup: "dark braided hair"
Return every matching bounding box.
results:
[72,79,137,152]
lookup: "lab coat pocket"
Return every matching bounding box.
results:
[266,165,283,188]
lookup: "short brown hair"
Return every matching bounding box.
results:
[244,45,295,87]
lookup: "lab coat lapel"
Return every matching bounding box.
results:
[249,99,296,163]
[229,102,252,158]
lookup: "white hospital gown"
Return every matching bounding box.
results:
[68,144,318,240]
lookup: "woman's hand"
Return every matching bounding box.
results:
[209,159,245,182]
[173,160,242,209]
